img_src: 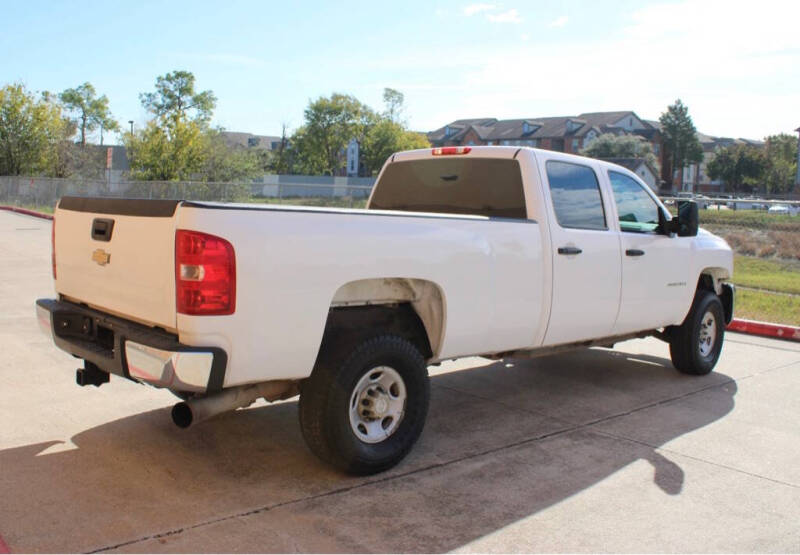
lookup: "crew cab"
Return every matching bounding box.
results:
[37,146,734,474]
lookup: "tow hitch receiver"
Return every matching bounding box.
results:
[76,361,110,387]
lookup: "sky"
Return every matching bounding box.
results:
[3,0,798,144]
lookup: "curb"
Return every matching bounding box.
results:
[0,205,53,220]
[727,319,800,342]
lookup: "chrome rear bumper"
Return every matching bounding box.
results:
[36,298,226,393]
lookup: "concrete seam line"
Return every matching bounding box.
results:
[0,205,53,220]
[725,337,800,354]
[593,430,800,490]
[88,378,741,553]
[728,319,800,342]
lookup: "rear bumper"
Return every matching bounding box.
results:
[36,298,226,393]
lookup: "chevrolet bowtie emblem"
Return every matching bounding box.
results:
[92,249,111,266]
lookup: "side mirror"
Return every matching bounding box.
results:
[658,201,698,237]
[675,200,699,237]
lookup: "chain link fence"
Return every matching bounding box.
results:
[0,176,374,211]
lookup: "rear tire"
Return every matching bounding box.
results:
[299,335,429,475]
[668,290,725,375]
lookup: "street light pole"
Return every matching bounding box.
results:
[128,120,134,135]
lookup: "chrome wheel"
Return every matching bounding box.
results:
[349,366,407,444]
[698,310,717,357]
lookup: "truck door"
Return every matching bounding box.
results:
[541,159,622,345]
[606,170,693,333]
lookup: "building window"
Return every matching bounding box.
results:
[571,139,580,151]
[247,137,260,147]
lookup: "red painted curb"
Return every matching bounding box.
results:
[728,318,800,342]
[0,533,10,554]
[0,205,53,220]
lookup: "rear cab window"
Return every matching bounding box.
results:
[369,157,527,219]
[608,171,661,233]
[545,160,607,230]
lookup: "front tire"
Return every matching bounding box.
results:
[299,335,429,475]
[668,290,725,375]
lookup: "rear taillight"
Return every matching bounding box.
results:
[432,146,472,156]
[51,218,56,279]
[175,230,236,315]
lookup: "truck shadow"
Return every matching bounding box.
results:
[0,346,737,553]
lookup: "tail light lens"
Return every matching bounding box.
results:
[51,218,56,279]
[175,230,236,315]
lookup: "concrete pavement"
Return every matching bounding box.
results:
[0,209,798,553]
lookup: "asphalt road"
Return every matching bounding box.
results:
[1,209,798,553]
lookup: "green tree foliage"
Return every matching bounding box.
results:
[139,70,217,123]
[706,144,766,194]
[580,133,659,171]
[125,71,259,188]
[59,82,119,146]
[763,133,798,194]
[291,90,428,176]
[125,118,207,181]
[269,123,293,174]
[659,99,703,188]
[361,120,429,175]
[292,93,376,175]
[382,88,405,123]
[202,129,261,182]
[0,83,70,175]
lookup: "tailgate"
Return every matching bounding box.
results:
[54,197,180,330]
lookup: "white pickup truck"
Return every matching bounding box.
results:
[37,146,734,474]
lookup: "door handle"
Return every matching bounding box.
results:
[557,246,583,255]
[626,249,645,257]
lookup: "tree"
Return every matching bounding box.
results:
[361,119,429,175]
[201,129,261,182]
[59,82,119,146]
[382,88,405,123]
[139,70,216,123]
[124,118,208,181]
[0,83,69,175]
[659,99,703,190]
[124,120,261,184]
[291,93,376,175]
[706,144,766,194]
[580,133,659,171]
[763,133,798,194]
[270,123,294,174]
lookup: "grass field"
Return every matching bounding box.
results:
[730,255,800,325]
[733,256,800,294]
[733,288,800,325]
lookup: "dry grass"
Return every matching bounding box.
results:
[708,227,800,260]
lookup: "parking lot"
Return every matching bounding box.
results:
[1,209,798,553]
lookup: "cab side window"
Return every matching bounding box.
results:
[545,161,607,230]
[609,171,660,233]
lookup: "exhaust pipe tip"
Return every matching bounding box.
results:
[171,402,193,428]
